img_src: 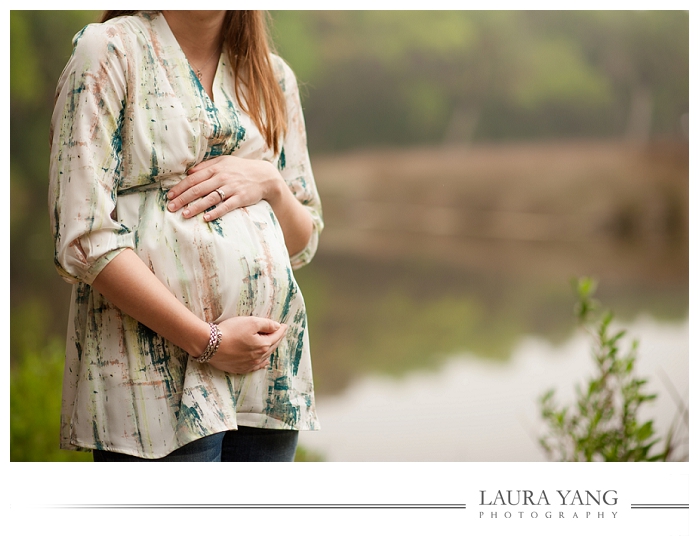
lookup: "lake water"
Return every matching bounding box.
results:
[299,314,688,462]
[294,251,688,462]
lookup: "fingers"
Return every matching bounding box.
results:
[201,200,229,222]
[246,331,285,370]
[167,181,215,215]
[168,180,230,219]
[253,317,283,334]
[187,156,224,173]
[201,190,254,221]
[247,322,287,365]
[209,325,286,375]
[167,157,228,209]
[169,157,225,196]
[219,314,287,351]
[248,328,287,371]
[177,186,248,221]
[166,175,236,220]
[166,156,267,221]
[167,168,210,203]
[267,323,289,346]
[185,188,228,219]
[260,325,288,353]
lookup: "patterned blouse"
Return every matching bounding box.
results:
[49,11,322,458]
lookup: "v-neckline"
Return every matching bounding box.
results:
[154,11,222,106]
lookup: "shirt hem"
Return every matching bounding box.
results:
[61,413,320,459]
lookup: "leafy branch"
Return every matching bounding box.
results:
[539,277,687,462]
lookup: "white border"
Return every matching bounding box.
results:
[5,6,694,545]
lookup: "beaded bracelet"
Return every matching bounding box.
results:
[194,322,223,363]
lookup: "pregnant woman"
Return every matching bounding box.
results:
[49,10,323,461]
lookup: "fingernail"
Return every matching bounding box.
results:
[203,214,210,221]
[183,209,190,217]
[167,202,175,211]
[167,191,174,199]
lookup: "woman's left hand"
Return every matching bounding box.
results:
[166,156,281,222]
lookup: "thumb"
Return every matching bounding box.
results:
[254,317,282,334]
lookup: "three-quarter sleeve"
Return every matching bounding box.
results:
[275,60,323,270]
[49,24,135,285]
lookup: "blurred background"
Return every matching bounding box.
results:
[10,10,688,461]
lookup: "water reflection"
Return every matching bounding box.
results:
[296,252,688,397]
[299,315,688,462]
[293,247,688,461]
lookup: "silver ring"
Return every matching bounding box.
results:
[214,188,226,202]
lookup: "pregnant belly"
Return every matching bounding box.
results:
[119,192,296,323]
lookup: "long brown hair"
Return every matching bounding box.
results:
[101,10,286,153]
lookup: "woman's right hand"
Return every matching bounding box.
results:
[205,316,288,375]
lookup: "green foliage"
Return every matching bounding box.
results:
[10,11,43,105]
[10,297,90,461]
[268,10,688,150]
[513,37,612,109]
[538,278,682,462]
[294,445,325,462]
[10,338,91,462]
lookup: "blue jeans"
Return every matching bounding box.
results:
[92,426,299,462]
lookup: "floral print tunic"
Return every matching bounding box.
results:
[49,11,322,458]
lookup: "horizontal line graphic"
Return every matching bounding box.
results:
[630,504,688,509]
[49,503,467,510]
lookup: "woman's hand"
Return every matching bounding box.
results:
[166,156,281,222]
[205,316,288,375]
[167,154,314,258]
